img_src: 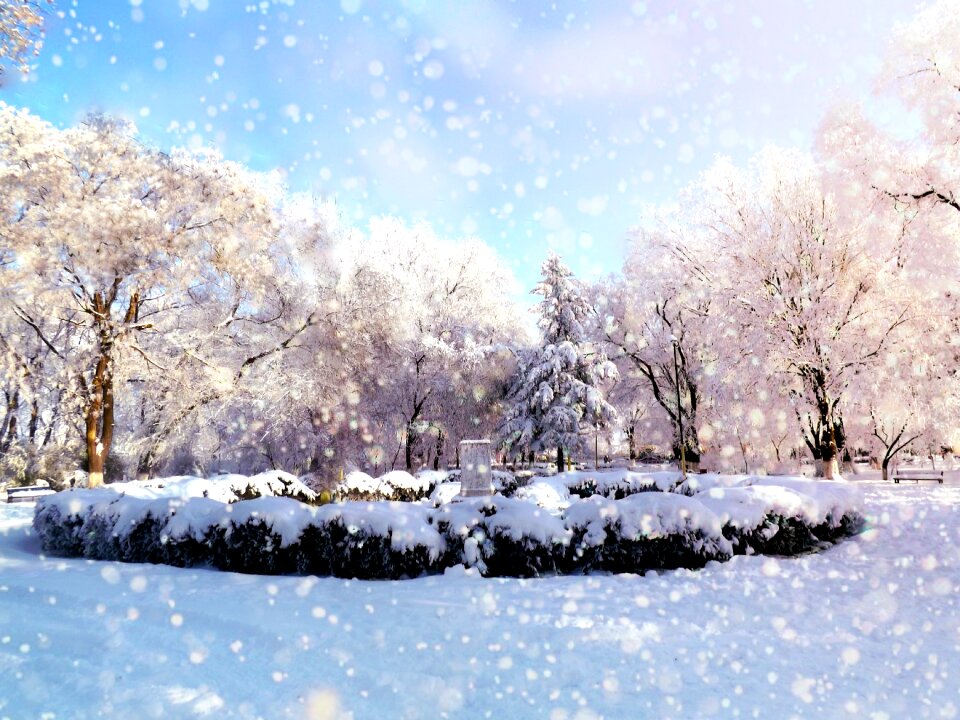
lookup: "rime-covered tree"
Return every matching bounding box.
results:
[0,105,280,486]
[692,149,915,478]
[336,217,523,472]
[600,215,719,470]
[812,0,960,476]
[818,0,960,292]
[845,326,959,480]
[0,0,49,75]
[499,254,617,470]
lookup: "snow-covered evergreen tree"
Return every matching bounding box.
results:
[499,254,617,470]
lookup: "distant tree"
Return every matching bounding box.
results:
[126,196,344,479]
[499,254,617,470]
[846,332,958,481]
[337,217,523,472]
[600,217,718,470]
[881,0,960,223]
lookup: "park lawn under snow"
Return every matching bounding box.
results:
[2,475,959,719]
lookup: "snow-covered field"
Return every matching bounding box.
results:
[2,476,959,719]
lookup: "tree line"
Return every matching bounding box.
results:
[0,0,957,486]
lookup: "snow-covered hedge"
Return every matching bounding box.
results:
[554,468,680,499]
[34,473,864,579]
[432,496,574,577]
[334,470,436,503]
[109,470,318,504]
[336,468,525,503]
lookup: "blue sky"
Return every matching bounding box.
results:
[5,0,918,296]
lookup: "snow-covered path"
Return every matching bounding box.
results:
[1,482,959,719]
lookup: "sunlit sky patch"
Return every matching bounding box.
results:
[6,0,916,294]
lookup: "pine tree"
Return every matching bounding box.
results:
[499,254,618,470]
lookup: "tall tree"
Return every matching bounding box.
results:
[499,254,617,470]
[692,149,914,478]
[818,0,960,283]
[0,105,280,485]
[600,216,717,470]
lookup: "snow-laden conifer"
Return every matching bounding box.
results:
[499,254,617,470]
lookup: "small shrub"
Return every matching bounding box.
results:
[567,478,597,498]
[333,470,435,503]
[479,528,572,577]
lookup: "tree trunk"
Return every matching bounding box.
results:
[405,424,415,471]
[881,458,889,482]
[736,429,748,474]
[40,396,59,449]
[28,399,39,443]
[0,389,19,452]
[557,446,564,473]
[434,429,445,471]
[136,448,156,481]
[807,412,843,480]
[820,439,839,480]
[820,457,840,480]
[83,288,136,488]
[673,432,701,469]
[626,425,636,461]
[88,446,105,488]
[2,413,16,452]
[809,437,823,475]
[85,346,116,489]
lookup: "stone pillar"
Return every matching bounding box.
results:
[458,440,493,497]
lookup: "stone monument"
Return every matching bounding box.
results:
[458,439,494,497]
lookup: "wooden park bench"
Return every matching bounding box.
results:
[893,470,944,484]
[5,485,56,503]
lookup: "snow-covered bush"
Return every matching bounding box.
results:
[555,468,680,499]
[432,496,573,577]
[296,502,445,579]
[565,493,733,572]
[700,480,865,555]
[97,470,319,504]
[34,493,180,563]
[34,473,865,579]
[333,470,436,503]
[336,468,525,504]
[33,472,317,565]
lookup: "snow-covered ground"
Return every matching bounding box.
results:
[2,475,959,719]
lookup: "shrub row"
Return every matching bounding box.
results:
[34,486,863,579]
[333,470,437,503]
[334,469,527,503]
